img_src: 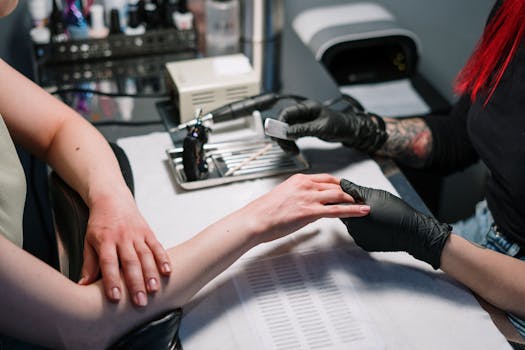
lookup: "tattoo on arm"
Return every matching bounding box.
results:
[375,118,433,168]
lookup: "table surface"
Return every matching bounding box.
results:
[42,19,515,350]
[118,131,510,349]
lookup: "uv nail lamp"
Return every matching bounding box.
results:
[293,2,421,85]
[165,54,261,123]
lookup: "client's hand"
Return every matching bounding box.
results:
[245,173,371,244]
[339,179,451,269]
[276,100,388,155]
[80,189,171,307]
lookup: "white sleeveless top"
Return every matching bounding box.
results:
[0,113,26,247]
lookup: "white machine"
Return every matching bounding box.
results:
[165,53,261,123]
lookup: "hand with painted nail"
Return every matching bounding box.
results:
[79,189,171,307]
[245,173,371,245]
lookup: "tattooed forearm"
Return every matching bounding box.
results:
[375,118,433,168]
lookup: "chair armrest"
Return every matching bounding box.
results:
[109,308,183,350]
[50,171,89,282]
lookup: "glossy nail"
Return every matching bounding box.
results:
[135,291,147,306]
[162,262,171,274]
[111,287,121,300]
[148,278,158,292]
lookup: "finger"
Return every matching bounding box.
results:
[135,240,161,294]
[319,203,370,218]
[98,244,122,303]
[118,244,148,307]
[313,182,341,192]
[146,236,171,276]
[306,173,340,184]
[316,189,356,205]
[278,100,321,124]
[287,122,322,139]
[79,243,100,285]
[340,179,366,202]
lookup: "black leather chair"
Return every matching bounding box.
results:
[50,143,182,350]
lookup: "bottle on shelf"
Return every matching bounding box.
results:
[205,0,240,53]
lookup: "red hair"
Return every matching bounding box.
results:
[454,0,525,105]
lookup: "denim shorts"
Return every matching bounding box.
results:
[452,200,525,338]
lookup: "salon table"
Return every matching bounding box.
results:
[38,17,519,350]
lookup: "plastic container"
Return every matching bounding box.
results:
[205,0,240,49]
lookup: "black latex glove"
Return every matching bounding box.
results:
[340,179,452,269]
[276,100,388,155]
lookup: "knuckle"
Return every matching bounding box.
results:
[120,256,140,268]
[138,248,154,260]
[290,173,308,185]
[146,238,164,251]
[128,281,145,294]
[336,191,348,202]
[104,276,120,286]
[99,256,115,267]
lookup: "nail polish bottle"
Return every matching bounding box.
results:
[109,8,123,34]
[173,0,193,30]
[125,0,146,35]
[143,0,160,30]
[49,0,69,42]
[89,4,109,38]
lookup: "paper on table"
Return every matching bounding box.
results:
[232,250,385,350]
[340,79,430,117]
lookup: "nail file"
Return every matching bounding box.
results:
[264,118,296,140]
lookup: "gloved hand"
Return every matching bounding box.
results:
[276,100,388,155]
[339,179,452,269]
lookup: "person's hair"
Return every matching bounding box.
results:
[454,0,525,105]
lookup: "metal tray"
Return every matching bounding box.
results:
[166,139,309,190]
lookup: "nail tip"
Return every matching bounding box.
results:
[111,287,121,300]
[135,291,148,307]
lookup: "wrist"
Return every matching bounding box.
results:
[87,183,134,209]
[411,214,452,270]
[238,199,275,247]
[366,113,388,153]
[341,112,388,154]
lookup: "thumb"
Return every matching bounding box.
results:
[340,179,368,204]
[79,243,100,285]
[274,138,299,155]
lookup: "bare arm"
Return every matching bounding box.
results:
[0,59,170,305]
[375,117,433,168]
[0,174,370,349]
[441,234,525,317]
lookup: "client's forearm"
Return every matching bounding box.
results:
[88,205,260,348]
[441,234,525,317]
[0,173,360,349]
[0,205,260,349]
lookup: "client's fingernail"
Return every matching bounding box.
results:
[360,205,370,213]
[162,262,171,274]
[111,287,121,301]
[78,276,87,284]
[148,278,158,292]
[135,291,147,306]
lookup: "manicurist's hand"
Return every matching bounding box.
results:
[245,173,371,244]
[79,189,171,307]
[339,179,452,269]
[276,100,388,154]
